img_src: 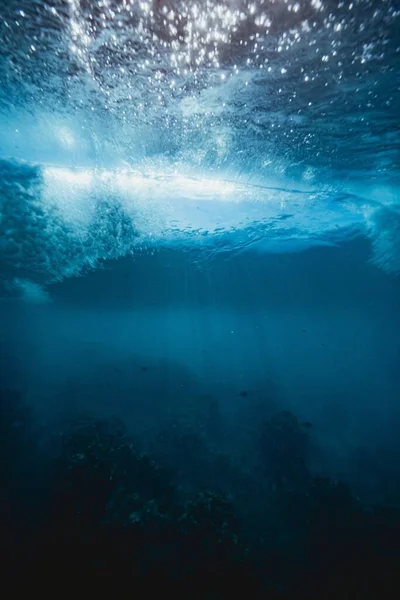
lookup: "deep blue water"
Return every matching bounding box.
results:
[1,1,400,597]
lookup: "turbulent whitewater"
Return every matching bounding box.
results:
[0,0,399,293]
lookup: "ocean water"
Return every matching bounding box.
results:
[1,1,400,597]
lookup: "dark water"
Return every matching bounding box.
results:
[1,1,400,598]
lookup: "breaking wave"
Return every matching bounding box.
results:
[0,1,399,290]
[1,157,399,296]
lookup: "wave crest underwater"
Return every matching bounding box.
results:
[0,0,399,295]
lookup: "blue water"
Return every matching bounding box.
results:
[1,1,400,597]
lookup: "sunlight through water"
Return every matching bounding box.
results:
[0,0,399,291]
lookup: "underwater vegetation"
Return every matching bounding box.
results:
[1,388,399,599]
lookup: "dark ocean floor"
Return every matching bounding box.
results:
[1,389,400,599]
[1,244,400,598]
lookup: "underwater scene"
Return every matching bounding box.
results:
[1,0,399,597]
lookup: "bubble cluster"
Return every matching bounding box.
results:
[0,1,398,177]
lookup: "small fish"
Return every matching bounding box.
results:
[239,390,248,397]
[141,366,149,372]
[301,421,313,429]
